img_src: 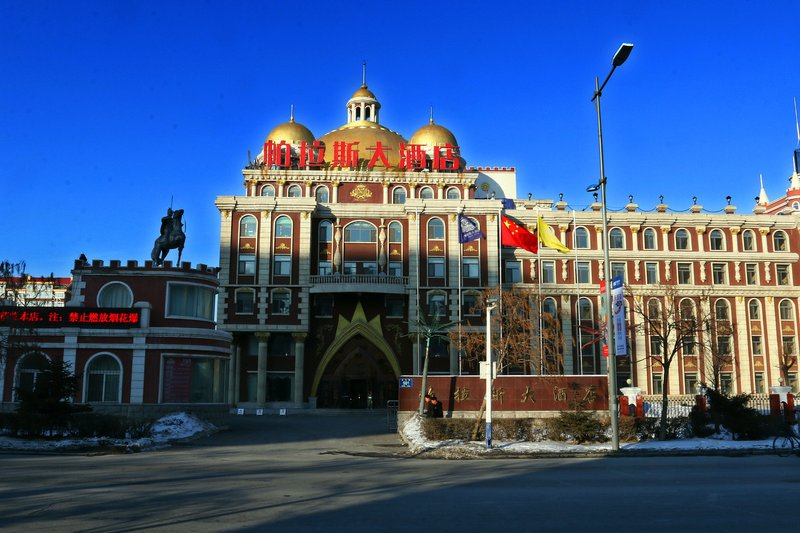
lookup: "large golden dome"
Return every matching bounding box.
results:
[409,118,458,148]
[266,117,315,145]
[318,121,407,169]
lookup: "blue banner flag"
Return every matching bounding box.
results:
[458,213,485,243]
[500,198,516,210]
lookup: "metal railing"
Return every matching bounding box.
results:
[386,400,399,432]
[640,393,775,418]
[311,274,408,286]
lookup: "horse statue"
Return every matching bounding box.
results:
[151,208,186,266]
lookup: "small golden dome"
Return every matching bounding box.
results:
[409,118,458,148]
[318,121,407,169]
[351,84,376,100]
[266,117,315,145]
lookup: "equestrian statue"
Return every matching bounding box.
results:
[151,207,186,266]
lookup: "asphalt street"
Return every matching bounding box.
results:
[1,411,798,532]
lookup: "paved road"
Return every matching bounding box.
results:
[1,412,798,532]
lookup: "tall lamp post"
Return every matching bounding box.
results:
[588,42,633,452]
[484,298,498,449]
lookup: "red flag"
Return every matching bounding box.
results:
[501,215,538,253]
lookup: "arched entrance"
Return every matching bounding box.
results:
[315,336,397,408]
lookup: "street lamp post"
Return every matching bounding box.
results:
[589,42,633,452]
[485,299,498,449]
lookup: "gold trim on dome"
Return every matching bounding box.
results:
[350,184,373,201]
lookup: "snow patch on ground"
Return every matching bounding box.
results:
[0,412,216,453]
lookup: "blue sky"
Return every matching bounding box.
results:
[2,1,799,276]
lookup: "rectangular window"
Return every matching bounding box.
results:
[272,291,290,315]
[789,373,798,393]
[720,373,733,395]
[505,260,521,283]
[751,335,762,355]
[388,261,403,277]
[318,261,332,276]
[462,258,480,279]
[267,372,294,402]
[684,372,698,394]
[677,263,692,284]
[645,262,658,284]
[576,261,590,284]
[167,283,216,321]
[463,293,480,316]
[754,372,765,394]
[428,257,445,278]
[273,255,291,276]
[344,262,357,275]
[682,335,696,355]
[717,336,731,355]
[712,263,727,285]
[429,294,447,317]
[611,262,626,281]
[542,260,555,284]
[362,262,378,275]
[238,254,256,275]
[314,295,333,317]
[235,290,255,314]
[650,336,662,355]
[777,264,790,286]
[386,296,404,318]
[745,263,757,285]
[652,374,663,395]
[162,356,227,403]
[782,336,796,355]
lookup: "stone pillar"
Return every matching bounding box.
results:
[228,341,241,405]
[560,295,574,374]
[293,332,306,405]
[256,332,270,405]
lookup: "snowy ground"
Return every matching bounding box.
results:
[0,412,216,453]
[399,415,784,458]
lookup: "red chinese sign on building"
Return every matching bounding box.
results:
[0,307,141,328]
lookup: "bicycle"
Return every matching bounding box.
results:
[772,423,800,457]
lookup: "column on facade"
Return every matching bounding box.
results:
[293,332,306,405]
[486,213,499,287]
[218,208,234,318]
[632,295,649,389]
[730,227,740,253]
[259,211,273,322]
[408,211,421,375]
[229,341,242,405]
[256,332,270,405]
[382,181,390,204]
[298,211,312,326]
[763,296,781,387]
[409,183,417,200]
[277,180,285,197]
[560,295,574,375]
[447,212,460,375]
[594,225,604,281]
[332,180,339,203]
[304,181,313,198]
[62,328,78,392]
[130,334,146,404]
[734,296,753,392]
[630,225,640,252]
[437,183,444,199]
[695,226,706,252]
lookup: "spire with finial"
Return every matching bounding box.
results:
[290,104,294,123]
[758,174,770,204]
[429,105,434,124]
[362,60,367,87]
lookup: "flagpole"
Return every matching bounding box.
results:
[537,209,544,375]
[497,205,503,371]
[573,209,584,375]
[458,208,463,376]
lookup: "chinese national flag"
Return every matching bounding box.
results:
[501,215,538,253]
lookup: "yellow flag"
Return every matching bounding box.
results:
[537,216,570,253]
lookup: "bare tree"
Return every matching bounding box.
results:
[699,304,737,394]
[628,284,714,440]
[408,308,459,415]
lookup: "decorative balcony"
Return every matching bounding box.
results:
[309,274,408,294]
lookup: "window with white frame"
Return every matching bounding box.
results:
[462,257,480,279]
[419,186,434,199]
[235,289,255,314]
[97,282,133,307]
[684,373,698,394]
[782,336,796,355]
[318,261,332,276]
[15,352,49,400]
[677,262,692,284]
[344,221,377,242]
[167,283,216,320]
[446,187,461,200]
[240,215,257,237]
[271,290,290,315]
[85,354,121,403]
[286,184,302,197]
[745,263,758,285]
[609,228,624,249]
[716,335,731,356]
[273,255,291,276]
[773,230,788,252]
[505,260,521,283]
[780,300,795,320]
[714,299,730,320]
[427,218,445,240]
[712,263,727,285]
[343,262,357,275]
[643,228,657,250]
[315,186,329,203]
[428,292,447,317]
[754,372,765,393]
[748,299,761,320]
[751,335,763,355]
[709,229,724,251]
[742,229,755,251]
[463,292,480,316]
[392,187,406,204]
[776,264,791,286]
[652,374,663,395]
[318,221,332,242]
[576,261,590,284]
[645,262,658,284]
[428,257,445,278]
[238,254,255,275]
[388,261,402,277]
[275,216,292,237]
[648,299,661,320]
[650,336,662,355]
[261,184,275,197]
[611,262,626,281]
[720,373,733,395]
[574,227,589,249]
[388,221,402,243]
[542,260,555,283]
[675,229,690,250]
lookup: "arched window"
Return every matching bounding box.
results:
[85,354,122,403]
[779,299,795,320]
[773,231,788,252]
[609,228,624,249]
[574,227,589,249]
[275,215,292,238]
[714,299,730,321]
[427,218,445,240]
[260,184,275,197]
[446,187,461,200]
[315,186,329,203]
[239,214,257,237]
[748,299,761,320]
[542,297,557,318]
[709,229,724,251]
[680,299,695,321]
[286,184,302,198]
[742,229,755,251]
[648,299,662,320]
[97,282,133,308]
[675,229,690,250]
[388,221,402,243]
[318,221,332,243]
[428,291,447,317]
[419,186,434,200]
[643,228,657,250]
[577,298,593,322]
[15,352,49,400]
[344,221,377,242]
[392,187,406,204]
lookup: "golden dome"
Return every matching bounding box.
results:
[266,117,315,145]
[318,121,408,169]
[351,84,376,100]
[409,118,458,148]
